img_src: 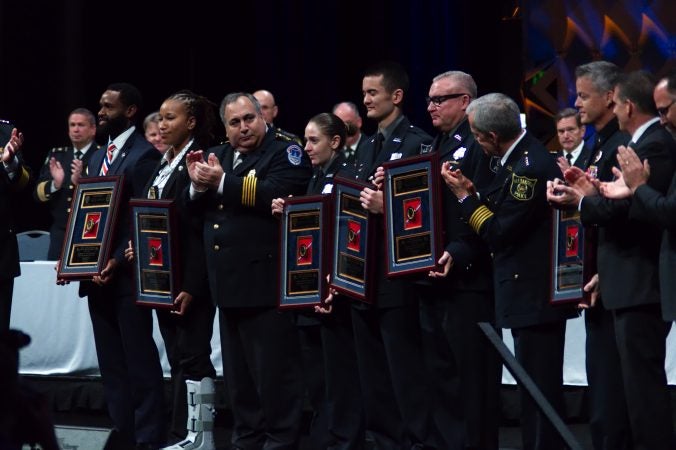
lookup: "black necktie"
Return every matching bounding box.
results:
[565,152,573,166]
[374,132,385,155]
[74,150,82,160]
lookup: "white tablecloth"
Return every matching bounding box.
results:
[10,262,676,385]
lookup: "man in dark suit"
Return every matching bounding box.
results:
[553,107,591,170]
[550,71,675,450]
[548,61,633,450]
[78,83,165,449]
[0,128,29,332]
[420,70,501,450]
[600,73,676,322]
[350,61,446,449]
[332,101,369,165]
[35,108,98,260]
[443,93,577,450]
[186,92,311,449]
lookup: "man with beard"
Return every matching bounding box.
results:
[77,83,164,449]
[332,101,368,165]
[34,108,99,260]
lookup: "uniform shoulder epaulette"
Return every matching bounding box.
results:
[275,128,302,145]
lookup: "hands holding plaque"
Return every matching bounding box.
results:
[57,176,123,280]
[382,154,443,277]
[279,195,331,309]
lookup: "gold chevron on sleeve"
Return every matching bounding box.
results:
[15,166,30,190]
[468,205,493,233]
[36,180,50,201]
[241,175,258,207]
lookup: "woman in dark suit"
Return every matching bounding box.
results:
[129,90,219,450]
[272,113,365,450]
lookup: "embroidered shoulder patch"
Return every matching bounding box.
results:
[287,144,302,166]
[510,173,536,201]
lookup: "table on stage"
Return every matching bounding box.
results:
[10,261,676,385]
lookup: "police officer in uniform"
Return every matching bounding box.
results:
[443,93,576,450]
[422,70,501,450]
[0,127,29,332]
[35,108,98,260]
[351,61,445,449]
[187,92,311,449]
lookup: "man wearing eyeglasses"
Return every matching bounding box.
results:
[418,70,501,450]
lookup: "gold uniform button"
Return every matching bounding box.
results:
[218,204,224,210]
[213,224,219,229]
[214,245,220,251]
[514,274,519,279]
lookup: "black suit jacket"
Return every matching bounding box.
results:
[140,143,210,300]
[35,144,98,259]
[0,156,30,280]
[581,121,675,310]
[460,132,576,328]
[618,124,676,320]
[189,129,312,308]
[79,130,161,297]
[425,119,493,294]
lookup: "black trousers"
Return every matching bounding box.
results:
[419,288,500,450]
[0,278,14,332]
[320,300,365,450]
[156,297,216,439]
[219,307,304,450]
[511,320,566,450]
[351,303,442,449]
[613,304,674,450]
[585,304,632,450]
[87,286,166,447]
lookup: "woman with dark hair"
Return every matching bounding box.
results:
[272,113,365,450]
[128,90,218,450]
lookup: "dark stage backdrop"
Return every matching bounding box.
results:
[522,0,675,149]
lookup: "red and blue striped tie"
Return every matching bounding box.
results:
[100,142,115,176]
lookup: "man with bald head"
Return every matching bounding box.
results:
[253,89,301,145]
[332,101,367,165]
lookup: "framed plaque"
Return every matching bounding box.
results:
[549,209,596,305]
[130,199,181,309]
[329,177,375,302]
[57,176,123,280]
[278,195,332,309]
[382,153,443,277]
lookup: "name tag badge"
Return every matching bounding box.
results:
[390,152,402,161]
[322,184,333,194]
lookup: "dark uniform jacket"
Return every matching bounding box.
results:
[581,121,675,311]
[34,144,98,259]
[583,117,630,178]
[459,132,576,328]
[189,129,312,309]
[354,115,432,308]
[0,157,30,281]
[79,130,161,297]
[139,142,210,300]
[423,118,494,294]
